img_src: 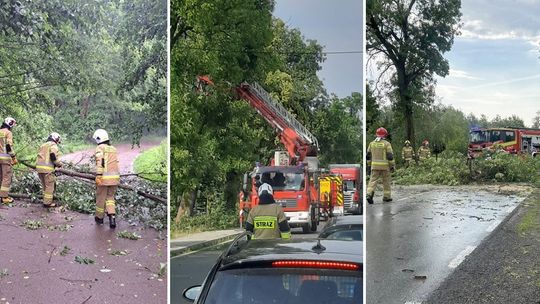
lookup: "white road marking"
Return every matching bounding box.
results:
[397,196,414,202]
[505,204,518,214]
[486,219,502,232]
[448,245,476,268]
[404,301,423,304]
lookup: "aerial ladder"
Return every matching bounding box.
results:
[237,82,330,233]
[236,82,319,165]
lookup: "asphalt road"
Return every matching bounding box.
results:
[0,201,167,304]
[170,224,324,304]
[366,184,525,304]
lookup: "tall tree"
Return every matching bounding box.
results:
[367,0,461,148]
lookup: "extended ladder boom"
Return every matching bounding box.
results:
[237,82,319,163]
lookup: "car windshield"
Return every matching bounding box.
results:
[258,171,305,191]
[204,268,362,304]
[469,131,486,143]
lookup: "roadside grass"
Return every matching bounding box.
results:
[517,190,540,237]
[171,211,238,238]
[133,140,167,182]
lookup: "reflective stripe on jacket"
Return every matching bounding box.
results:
[246,203,291,239]
[402,146,414,160]
[96,144,120,186]
[367,139,395,171]
[36,141,60,173]
[0,128,14,164]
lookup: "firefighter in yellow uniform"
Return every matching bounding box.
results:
[36,132,63,207]
[245,183,291,239]
[401,140,414,167]
[93,129,120,228]
[418,140,431,161]
[0,117,17,204]
[367,127,395,204]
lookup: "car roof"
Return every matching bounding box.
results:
[328,215,363,226]
[222,238,363,268]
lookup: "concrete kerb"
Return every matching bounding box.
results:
[170,229,244,257]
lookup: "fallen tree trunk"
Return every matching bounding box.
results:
[20,161,167,204]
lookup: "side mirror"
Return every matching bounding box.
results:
[183,285,202,302]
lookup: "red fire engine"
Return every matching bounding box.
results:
[237,82,322,233]
[469,127,540,157]
[329,164,362,215]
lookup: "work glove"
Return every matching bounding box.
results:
[11,157,18,165]
[95,175,103,186]
[390,166,395,173]
[55,162,63,168]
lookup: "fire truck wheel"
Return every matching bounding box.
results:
[302,223,310,234]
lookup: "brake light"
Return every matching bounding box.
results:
[272,260,360,271]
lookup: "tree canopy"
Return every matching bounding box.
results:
[170,1,362,224]
[0,0,166,154]
[367,0,461,149]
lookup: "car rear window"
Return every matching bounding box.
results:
[323,229,363,241]
[203,268,362,304]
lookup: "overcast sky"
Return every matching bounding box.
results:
[273,0,363,98]
[435,0,540,126]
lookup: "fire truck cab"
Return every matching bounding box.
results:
[329,164,362,215]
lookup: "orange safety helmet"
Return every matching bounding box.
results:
[376,127,388,138]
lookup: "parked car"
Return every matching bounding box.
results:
[319,215,362,241]
[182,234,363,304]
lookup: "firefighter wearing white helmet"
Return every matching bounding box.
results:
[245,182,291,239]
[36,132,63,207]
[401,140,414,168]
[0,117,17,204]
[93,129,120,228]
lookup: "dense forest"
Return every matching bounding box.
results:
[170,0,362,229]
[0,0,167,159]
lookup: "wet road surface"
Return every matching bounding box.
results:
[366,184,526,304]
[170,224,324,304]
[61,140,162,174]
[0,201,167,304]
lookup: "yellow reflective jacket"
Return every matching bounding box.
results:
[0,128,14,165]
[95,144,120,186]
[246,203,291,239]
[402,146,414,160]
[36,141,61,173]
[418,146,431,160]
[367,139,395,171]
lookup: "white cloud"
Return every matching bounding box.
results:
[448,69,482,80]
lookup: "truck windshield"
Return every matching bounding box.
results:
[343,180,356,192]
[204,268,362,304]
[469,131,486,143]
[258,171,305,191]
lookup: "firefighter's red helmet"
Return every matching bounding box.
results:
[376,127,388,138]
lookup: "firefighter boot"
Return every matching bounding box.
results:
[367,194,374,205]
[94,216,104,224]
[108,214,116,229]
[383,197,393,202]
[1,197,13,205]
